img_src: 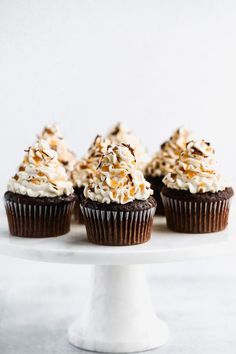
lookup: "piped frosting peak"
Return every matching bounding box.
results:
[39,123,76,173]
[145,127,192,177]
[8,139,74,197]
[72,135,110,188]
[107,122,148,169]
[163,139,228,193]
[84,143,153,204]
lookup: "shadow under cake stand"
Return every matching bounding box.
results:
[0,213,235,353]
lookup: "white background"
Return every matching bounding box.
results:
[0,1,236,353]
[0,0,236,195]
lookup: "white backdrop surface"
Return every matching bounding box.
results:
[0,1,236,353]
[0,0,236,195]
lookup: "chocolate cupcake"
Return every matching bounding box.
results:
[161,140,234,233]
[81,144,156,246]
[107,122,148,170]
[145,127,191,215]
[39,123,76,177]
[72,135,110,223]
[4,139,75,237]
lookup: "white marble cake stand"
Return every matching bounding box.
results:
[0,213,236,353]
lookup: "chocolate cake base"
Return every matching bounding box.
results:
[73,186,85,224]
[145,175,165,216]
[4,191,75,238]
[81,197,157,246]
[161,187,234,233]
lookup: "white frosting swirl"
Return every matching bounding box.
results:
[84,144,153,204]
[107,123,148,169]
[72,135,110,188]
[145,127,192,177]
[8,139,74,197]
[163,140,228,193]
[39,123,76,173]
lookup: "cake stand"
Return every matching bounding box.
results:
[0,212,235,353]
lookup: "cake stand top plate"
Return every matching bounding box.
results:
[0,210,235,265]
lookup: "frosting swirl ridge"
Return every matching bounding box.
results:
[107,123,148,169]
[39,123,76,173]
[8,139,74,197]
[72,135,110,188]
[145,127,191,177]
[163,140,228,193]
[84,144,153,204]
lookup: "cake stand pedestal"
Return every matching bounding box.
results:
[0,214,235,353]
[69,265,168,352]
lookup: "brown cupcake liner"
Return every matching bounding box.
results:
[161,195,232,233]
[5,198,75,238]
[81,205,156,246]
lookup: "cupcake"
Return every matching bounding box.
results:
[4,139,75,237]
[81,143,156,246]
[72,135,110,223]
[161,140,234,233]
[107,122,148,170]
[145,127,191,215]
[39,123,76,176]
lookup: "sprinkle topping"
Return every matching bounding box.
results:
[8,139,74,197]
[163,140,228,193]
[84,144,153,204]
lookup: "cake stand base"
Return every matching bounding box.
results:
[68,265,169,353]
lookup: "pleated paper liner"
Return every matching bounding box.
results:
[161,189,233,233]
[81,205,156,246]
[4,192,75,238]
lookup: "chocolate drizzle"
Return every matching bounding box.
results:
[122,143,136,161]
